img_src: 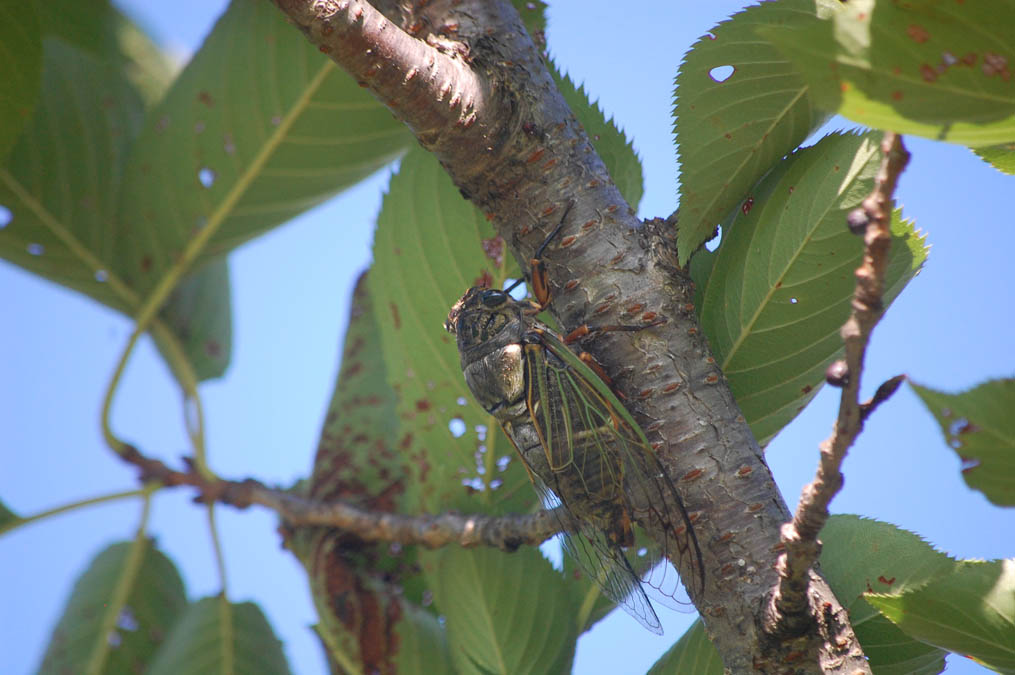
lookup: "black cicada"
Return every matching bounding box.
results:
[444,209,704,633]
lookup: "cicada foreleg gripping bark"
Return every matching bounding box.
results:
[445,203,704,634]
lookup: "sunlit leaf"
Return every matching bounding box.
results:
[867,560,1015,674]
[820,516,951,675]
[911,378,1015,506]
[673,0,838,265]
[973,142,1015,175]
[759,0,1015,147]
[696,132,927,445]
[38,540,187,674]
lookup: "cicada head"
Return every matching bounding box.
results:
[445,287,525,358]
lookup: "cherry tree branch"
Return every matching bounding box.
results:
[119,444,562,550]
[768,132,911,634]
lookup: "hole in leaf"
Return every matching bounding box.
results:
[95,269,108,282]
[790,297,798,304]
[0,205,11,228]
[709,65,735,82]
[496,455,511,471]
[489,478,503,489]
[705,225,722,252]
[27,243,44,256]
[456,396,467,406]
[449,417,466,438]
[198,167,216,188]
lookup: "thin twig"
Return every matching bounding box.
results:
[768,132,911,635]
[119,445,563,551]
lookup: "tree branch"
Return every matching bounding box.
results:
[269,1,874,670]
[118,444,562,551]
[769,132,911,636]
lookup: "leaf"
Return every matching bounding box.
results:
[0,2,41,161]
[973,142,1015,175]
[673,0,838,265]
[0,37,229,381]
[759,0,1015,147]
[647,619,723,675]
[147,597,291,675]
[0,497,22,532]
[370,146,532,514]
[820,516,952,675]
[867,560,1015,674]
[32,0,176,106]
[38,539,187,674]
[288,274,436,672]
[554,69,644,209]
[393,602,453,675]
[115,0,411,299]
[696,132,928,445]
[911,378,1015,506]
[0,39,143,315]
[155,257,232,380]
[422,546,577,675]
[307,271,406,508]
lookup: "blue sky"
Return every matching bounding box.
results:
[1,2,1011,674]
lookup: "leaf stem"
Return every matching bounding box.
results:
[83,485,157,675]
[0,487,153,536]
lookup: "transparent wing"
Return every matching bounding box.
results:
[525,468,664,634]
[528,333,705,605]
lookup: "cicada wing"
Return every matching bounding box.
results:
[523,469,664,635]
[533,330,706,602]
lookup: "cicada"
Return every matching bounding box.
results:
[444,210,704,633]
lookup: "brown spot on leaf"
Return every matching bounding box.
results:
[389,302,401,329]
[197,91,214,107]
[802,384,812,394]
[907,24,930,43]
[415,399,431,412]
[204,340,221,357]
[474,270,493,288]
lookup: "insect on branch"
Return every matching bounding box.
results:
[767,132,911,634]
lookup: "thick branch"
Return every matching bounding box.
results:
[769,133,911,635]
[270,1,872,670]
[119,445,561,551]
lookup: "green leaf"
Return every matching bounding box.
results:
[147,597,291,675]
[911,378,1015,506]
[647,619,723,675]
[423,546,577,675]
[673,0,838,265]
[38,539,187,674]
[307,271,406,508]
[32,0,176,106]
[0,2,41,161]
[867,560,1015,674]
[0,38,229,382]
[0,497,22,532]
[370,146,532,514]
[0,39,143,315]
[155,257,232,380]
[696,132,927,445]
[393,602,453,675]
[116,0,411,299]
[554,69,644,209]
[820,516,952,675]
[759,0,1015,147]
[973,142,1015,175]
[511,0,547,40]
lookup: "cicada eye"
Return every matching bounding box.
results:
[480,289,507,307]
